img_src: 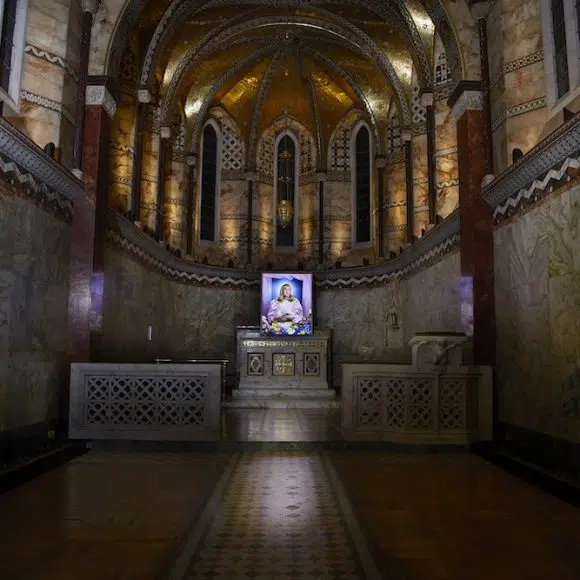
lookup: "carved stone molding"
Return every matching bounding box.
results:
[85,85,117,118]
[81,0,101,13]
[0,117,84,201]
[484,114,580,217]
[20,90,76,125]
[450,90,483,121]
[24,45,79,82]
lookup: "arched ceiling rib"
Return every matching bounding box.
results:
[105,0,469,167]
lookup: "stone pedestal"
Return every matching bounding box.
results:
[231,327,337,408]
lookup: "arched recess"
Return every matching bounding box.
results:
[273,130,300,250]
[350,120,373,248]
[197,118,223,245]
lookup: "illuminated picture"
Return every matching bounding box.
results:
[260,273,313,336]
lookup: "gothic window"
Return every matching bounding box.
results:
[542,0,580,111]
[0,0,26,107]
[552,0,570,98]
[274,132,297,248]
[353,125,371,245]
[199,121,221,243]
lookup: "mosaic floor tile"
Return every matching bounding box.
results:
[179,452,373,579]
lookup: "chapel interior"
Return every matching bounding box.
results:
[0,0,579,578]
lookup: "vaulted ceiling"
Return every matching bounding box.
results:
[115,0,462,158]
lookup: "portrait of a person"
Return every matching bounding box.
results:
[266,283,304,330]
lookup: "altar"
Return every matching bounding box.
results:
[233,327,335,406]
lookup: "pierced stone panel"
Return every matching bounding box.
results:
[85,375,205,427]
[384,378,406,428]
[435,51,452,86]
[439,378,467,430]
[411,84,427,125]
[357,377,383,426]
[303,353,320,376]
[247,353,264,376]
[386,111,402,156]
[272,353,295,376]
[406,378,434,429]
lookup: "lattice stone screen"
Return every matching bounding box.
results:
[342,364,492,444]
[69,364,221,441]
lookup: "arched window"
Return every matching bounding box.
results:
[198,121,221,243]
[0,0,28,110]
[274,132,298,249]
[353,124,371,245]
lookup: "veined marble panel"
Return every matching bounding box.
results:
[0,184,70,433]
[494,183,580,443]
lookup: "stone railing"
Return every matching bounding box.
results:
[0,116,84,204]
[341,334,493,444]
[107,209,459,290]
[68,363,222,441]
[483,112,580,222]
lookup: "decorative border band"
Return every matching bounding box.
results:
[491,97,546,132]
[490,50,543,90]
[0,117,84,200]
[484,112,580,212]
[24,44,79,82]
[20,90,76,125]
[107,209,460,290]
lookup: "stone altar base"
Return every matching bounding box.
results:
[233,327,337,408]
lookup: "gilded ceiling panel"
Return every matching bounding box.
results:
[258,55,316,140]
[216,58,271,134]
[182,44,260,118]
[304,56,354,153]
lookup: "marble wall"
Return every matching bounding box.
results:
[12,0,82,168]
[102,246,259,373]
[0,184,70,435]
[494,183,580,444]
[317,249,462,385]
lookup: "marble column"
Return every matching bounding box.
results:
[403,131,414,243]
[156,127,170,241]
[185,154,196,255]
[68,79,117,363]
[422,92,437,226]
[130,90,151,223]
[375,155,386,257]
[317,171,326,265]
[72,0,99,177]
[470,0,494,177]
[449,83,495,366]
[245,172,255,266]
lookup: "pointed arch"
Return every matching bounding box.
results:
[198,118,223,244]
[351,120,373,247]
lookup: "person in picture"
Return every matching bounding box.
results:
[266,283,304,331]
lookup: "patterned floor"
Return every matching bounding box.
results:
[222,408,342,442]
[168,451,380,579]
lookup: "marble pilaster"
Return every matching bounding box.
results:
[451,85,495,365]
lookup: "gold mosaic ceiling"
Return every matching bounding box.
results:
[134,1,439,157]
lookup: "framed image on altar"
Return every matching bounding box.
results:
[260,273,313,336]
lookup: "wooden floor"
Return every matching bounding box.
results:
[332,453,580,580]
[0,452,230,580]
[1,450,579,579]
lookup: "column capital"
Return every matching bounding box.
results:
[85,84,117,118]
[138,89,153,104]
[244,171,258,181]
[468,0,492,19]
[375,154,386,168]
[401,129,412,142]
[448,81,483,121]
[81,0,101,14]
[420,91,434,107]
[316,171,327,181]
[186,153,196,167]
[160,126,171,139]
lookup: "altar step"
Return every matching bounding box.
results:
[225,388,340,409]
